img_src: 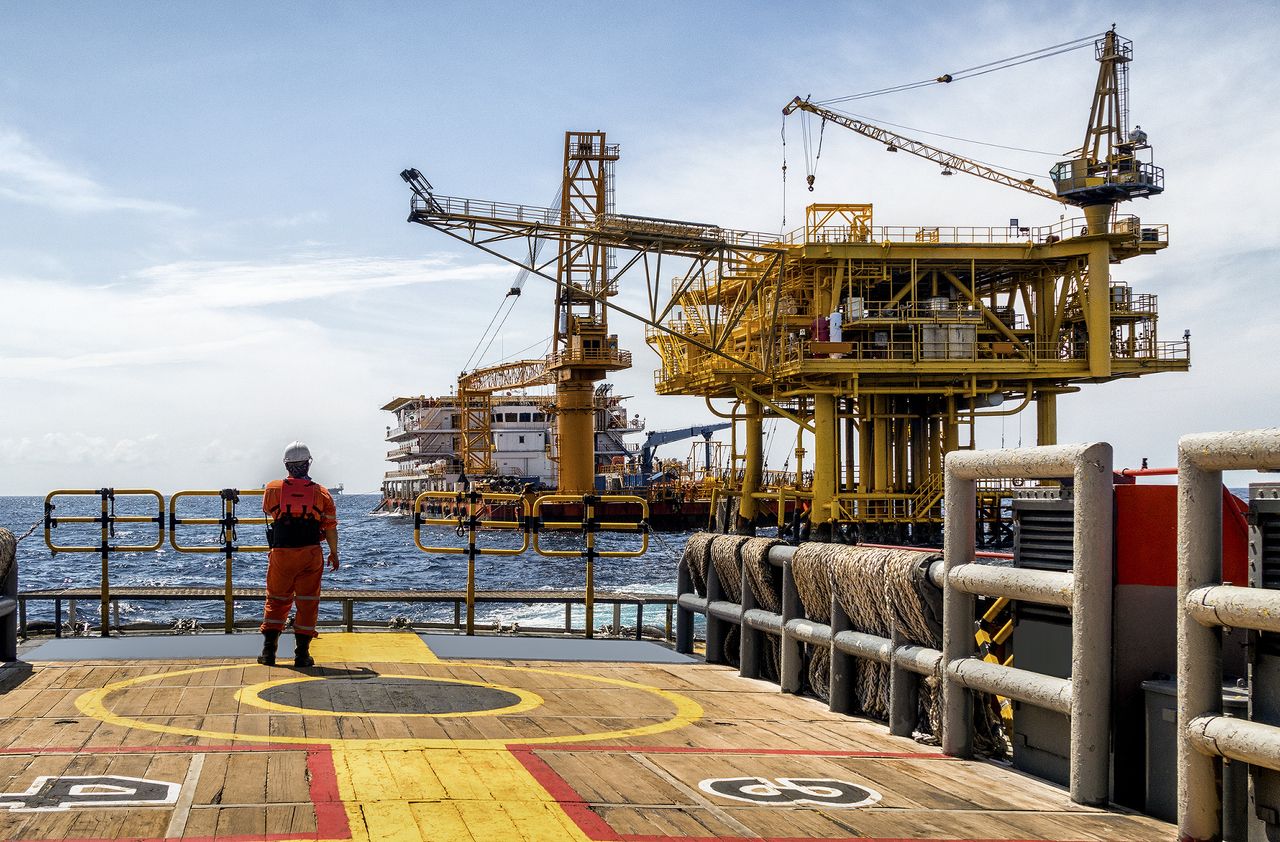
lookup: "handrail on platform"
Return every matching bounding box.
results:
[42,489,166,638]
[1176,428,1280,842]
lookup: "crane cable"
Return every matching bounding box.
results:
[815,33,1103,106]
[791,32,1105,188]
[461,189,562,373]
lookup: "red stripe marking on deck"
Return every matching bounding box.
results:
[507,743,1071,842]
[2,743,351,842]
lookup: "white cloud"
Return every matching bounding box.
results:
[0,129,191,216]
[0,432,159,466]
[133,255,501,309]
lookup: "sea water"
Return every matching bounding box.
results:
[0,494,689,633]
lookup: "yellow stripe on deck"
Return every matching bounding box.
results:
[311,631,438,663]
[336,747,588,842]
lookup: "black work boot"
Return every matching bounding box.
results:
[257,630,281,666]
[293,635,315,668]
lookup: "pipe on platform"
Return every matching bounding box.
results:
[950,565,1074,608]
[1187,715,1280,773]
[1177,428,1280,842]
[1186,585,1280,634]
[950,659,1072,716]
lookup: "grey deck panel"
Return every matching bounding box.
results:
[20,632,695,664]
[419,633,695,663]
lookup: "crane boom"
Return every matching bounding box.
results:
[782,97,1065,204]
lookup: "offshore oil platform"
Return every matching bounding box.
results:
[10,29,1280,842]
[398,28,1185,545]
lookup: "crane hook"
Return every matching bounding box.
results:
[806,174,815,192]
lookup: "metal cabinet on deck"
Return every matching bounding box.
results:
[1249,483,1280,837]
[1009,483,1249,814]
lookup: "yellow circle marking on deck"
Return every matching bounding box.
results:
[75,663,703,750]
[234,673,543,718]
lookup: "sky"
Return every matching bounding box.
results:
[1,1,1277,496]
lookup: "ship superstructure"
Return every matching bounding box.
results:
[378,385,644,508]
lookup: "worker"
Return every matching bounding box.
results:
[258,441,339,668]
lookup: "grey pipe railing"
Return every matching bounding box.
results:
[1177,428,1280,842]
[943,442,1113,807]
[677,541,946,738]
[0,528,17,661]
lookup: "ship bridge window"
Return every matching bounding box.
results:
[533,412,545,422]
[505,412,517,422]
[492,414,500,423]
[519,412,531,422]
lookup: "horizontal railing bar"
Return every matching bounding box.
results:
[950,565,1074,607]
[1187,715,1280,772]
[742,608,783,635]
[1186,584,1280,633]
[19,587,675,605]
[949,658,1072,715]
[833,629,892,664]
[784,617,832,647]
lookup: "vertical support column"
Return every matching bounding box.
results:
[1085,241,1112,379]
[942,460,976,759]
[556,381,596,495]
[843,405,857,492]
[873,396,891,493]
[1177,447,1226,841]
[812,393,838,538]
[737,400,763,534]
[1037,391,1058,446]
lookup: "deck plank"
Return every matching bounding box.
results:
[0,638,1182,841]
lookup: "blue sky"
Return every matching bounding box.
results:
[1,1,1277,494]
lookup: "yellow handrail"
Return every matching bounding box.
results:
[44,489,165,553]
[169,489,269,553]
[43,488,165,638]
[170,489,269,633]
[412,490,529,555]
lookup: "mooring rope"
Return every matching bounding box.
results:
[680,533,1003,755]
[740,536,783,680]
[678,532,716,597]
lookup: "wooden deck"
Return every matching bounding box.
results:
[0,632,1173,841]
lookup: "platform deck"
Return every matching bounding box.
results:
[0,632,1173,841]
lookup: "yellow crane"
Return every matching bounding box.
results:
[782,97,1065,204]
[785,30,1162,235]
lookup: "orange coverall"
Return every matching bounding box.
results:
[260,480,337,638]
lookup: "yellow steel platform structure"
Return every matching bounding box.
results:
[402,30,1187,542]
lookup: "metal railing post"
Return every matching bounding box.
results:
[99,489,111,637]
[943,442,1113,806]
[0,529,16,660]
[1177,429,1280,842]
[676,561,694,653]
[704,554,726,664]
[780,555,804,694]
[942,465,976,759]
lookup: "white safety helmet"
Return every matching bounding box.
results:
[283,441,312,464]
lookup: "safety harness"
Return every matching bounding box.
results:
[266,478,324,548]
